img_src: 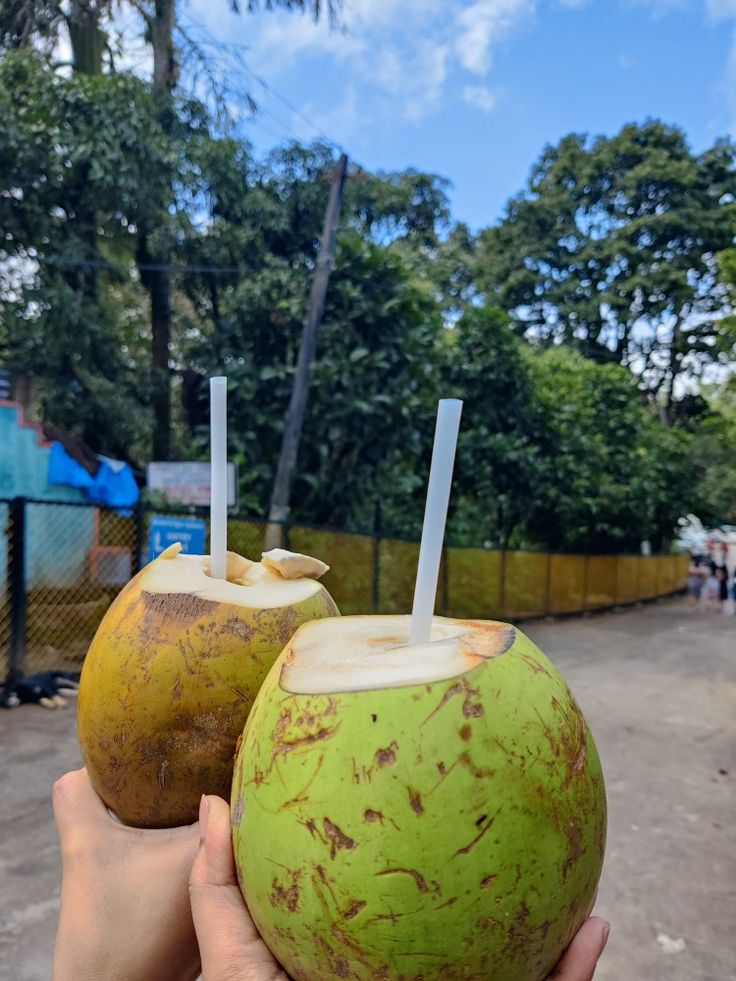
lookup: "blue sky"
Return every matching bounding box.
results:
[186,0,736,229]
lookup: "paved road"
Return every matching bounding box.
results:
[1,597,734,981]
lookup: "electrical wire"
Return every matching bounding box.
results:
[178,20,342,151]
[25,255,242,276]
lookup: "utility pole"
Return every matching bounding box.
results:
[265,153,348,549]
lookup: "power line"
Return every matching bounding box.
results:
[239,63,335,148]
[27,255,242,276]
[179,22,341,150]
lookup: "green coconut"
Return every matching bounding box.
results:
[231,615,606,981]
[77,545,338,828]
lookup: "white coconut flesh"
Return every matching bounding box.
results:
[280,615,516,694]
[142,543,328,609]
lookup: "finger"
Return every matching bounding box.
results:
[52,768,110,842]
[189,796,283,979]
[548,917,610,981]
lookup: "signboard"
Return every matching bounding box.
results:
[148,515,207,563]
[147,461,237,508]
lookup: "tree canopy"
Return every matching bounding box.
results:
[476,122,736,415]
[1,44,734,553]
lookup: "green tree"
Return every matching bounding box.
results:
[0,54,179,462]
[183,231,441,530]
[442,307,542,548]
[1,0,341,460]
[477,122,736,416]
[685,380,736,526]
[524,349,694,553]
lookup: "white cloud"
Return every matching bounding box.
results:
[185,0,571,128]
[462,84,500,111]
[455,0,534,75]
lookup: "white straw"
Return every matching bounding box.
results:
[410,398,463,645]
[210,376,228,579]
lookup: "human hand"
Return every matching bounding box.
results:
[52,768,201,981]
[189,795,609,981]
[188,794,288,980]
[548,916,610,980]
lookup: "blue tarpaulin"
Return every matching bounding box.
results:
[48,442,139,509]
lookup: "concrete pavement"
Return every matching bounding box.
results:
[1,596,734,980]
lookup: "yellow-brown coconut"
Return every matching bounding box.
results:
[77,544,338,827]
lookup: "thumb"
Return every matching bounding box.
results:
[548,917,610,981]
[189,795,284,981]
[52,768,110,846]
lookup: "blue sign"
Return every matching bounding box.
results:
[148,515,207,563]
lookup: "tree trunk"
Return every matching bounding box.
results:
[661,313,684,428]
[265,153,348,548]
[67,1,107,75]
[141,0,178,461]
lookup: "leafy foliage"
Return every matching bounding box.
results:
[1,55,732,551]
[476,122,736,409]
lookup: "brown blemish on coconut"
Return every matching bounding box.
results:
[534,693,589,791]
[480,874,498,889]
[374,743,398,767]
[329,925,374,973]
[453,812,498,857]
[562,817,584,878]
[518,651,552,677]
[303,818,324,842]
[310,864,341,912]
[220,616,257,644]
[376,868,439,894]
[423,677,485,726]
[342,900,366,920]
[323,818,356,859]
[364,809,383,823]
[457,750,495,781]
[270,870,301,912]
[141,589,218,624]
[155,759,170,790]
[459,723,472,741]
[280,754,326,809]
[271,709,340,759]
[408,787,424,815]
[436,896,459,910]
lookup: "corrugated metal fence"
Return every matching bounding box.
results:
[1,497,688,682]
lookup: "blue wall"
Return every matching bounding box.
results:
[0,403,94,589]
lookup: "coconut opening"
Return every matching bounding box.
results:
[280,615,515,694]
[143,547,327,609]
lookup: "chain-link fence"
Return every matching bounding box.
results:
[0,496,689,683]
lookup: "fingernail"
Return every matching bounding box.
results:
[199,795,210,840]
[601,922,611,951]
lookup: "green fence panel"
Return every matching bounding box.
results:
[502,552,549,619]
[288,527,374,615]
[446,548,502,619]
[549,554,586,614]
[638,556,659,600]
[585,556,618,610]
[615,556,639,605]
[226,517,266,560]
[658,555,676,595]
[378,539,420,615]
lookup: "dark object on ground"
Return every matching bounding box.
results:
[0,671,80,709]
